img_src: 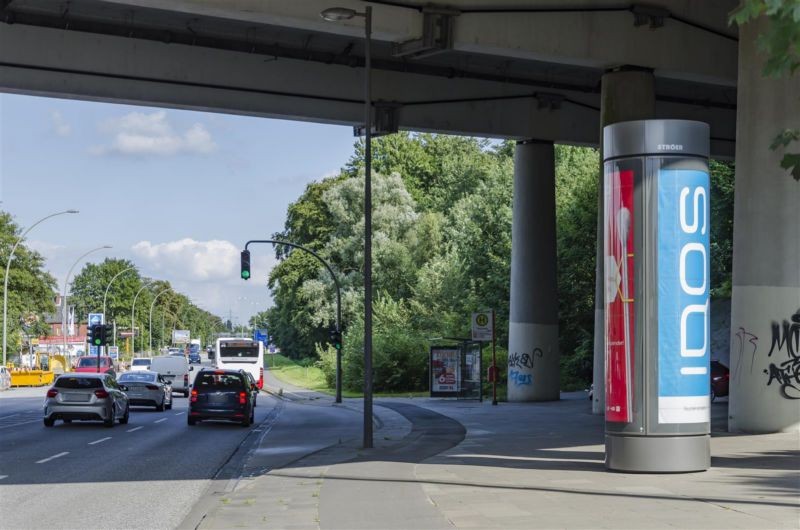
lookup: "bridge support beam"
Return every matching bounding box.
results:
[507,140,559,402]
[592,68,655,414]
[728,18,800,433]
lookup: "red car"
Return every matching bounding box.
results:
[711,360,730,402]
[73,356,116,377]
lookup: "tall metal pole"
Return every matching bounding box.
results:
[2,209,77,366]
[150,289,169,356]
[362,5,374,449]
[61,245,111,360]
[149,289,170,354]
[131,281,151,355]
[102,265,135,349]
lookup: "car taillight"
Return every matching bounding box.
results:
[94,389,109,399]
[191,389,198,403]
[239,391,247,405]
[46,388,58,398]
[145,384,159,390]
[259,368,264,388]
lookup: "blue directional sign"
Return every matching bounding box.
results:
[253,329,269,345]
[88,313,104,356]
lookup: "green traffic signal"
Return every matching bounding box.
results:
[240,250,251,281]
[241,270,250,279]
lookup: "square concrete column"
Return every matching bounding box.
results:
[728,17,800,433]
[507,140,559,402]
[592,68,655,414]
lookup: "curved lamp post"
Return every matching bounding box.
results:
[102,265,136,347]
[130,280,152,355]
[321,4,373,448]
[2,209,78,366]
[62,245,112,358]
[148,289,170,354]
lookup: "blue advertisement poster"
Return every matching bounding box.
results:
[657,169,710,424]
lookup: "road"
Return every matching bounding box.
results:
[0,357,280,529]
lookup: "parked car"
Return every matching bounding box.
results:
[0,366,11,390]
[43,373,129,427]
[73,355,116,377]
[188,368,256,427]
[711,360,730,402]
[149,355,192,397]
[118,370,173,411]
[130,357,152,372]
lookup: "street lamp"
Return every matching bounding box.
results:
[2,209,78,366]
[102,265,136,347]
[321,4,373,449]
[61,245,112,360]
[130,280,152,355]
[148,288,170,354]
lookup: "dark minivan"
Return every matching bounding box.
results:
[188,368,256,427]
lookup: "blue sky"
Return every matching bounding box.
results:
[0,93,358,323]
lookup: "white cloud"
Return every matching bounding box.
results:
[132,238,239,281]
[91,110,216,156]
[51,111,71,137]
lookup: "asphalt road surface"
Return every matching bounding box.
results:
[0,357,279,529]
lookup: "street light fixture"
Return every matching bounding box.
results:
[2,209,78,366]
[61,245,112,360]
[102,265,136,347]
[321,4,374,449]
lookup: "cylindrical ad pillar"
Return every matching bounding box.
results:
[603,120,711,472]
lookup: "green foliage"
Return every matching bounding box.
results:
[731,0,800,181]
[0,212,58,352]
[709,160,736,297]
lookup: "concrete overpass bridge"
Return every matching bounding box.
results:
[1,0,797,433]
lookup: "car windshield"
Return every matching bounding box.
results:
[189,345,200,353]
[119,373,156,383]
[77,357,110,367]
[195,372,245,390]
[132,359,151,366]
[55,376,102,389]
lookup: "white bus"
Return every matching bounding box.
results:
[215,337,264,389]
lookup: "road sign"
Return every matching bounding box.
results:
[471,311,493,341]
[108,346,119,359]
[172,330,190,344]
[253,329,268,345]
[88,313,104,356]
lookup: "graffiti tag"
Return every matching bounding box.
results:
[508,348,543,370]
[732,327,759,382]
[763,309,800,400]
[509,369,532,386]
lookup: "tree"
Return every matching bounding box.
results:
[0,212,58,353]
[731,0,800,180]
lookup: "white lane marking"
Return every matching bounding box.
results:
[126,426,143,433]
[0,475,8,480]
[174,411,185,416]
[88,437,112,445]
[36,452,69,464]
[154,418,167,423]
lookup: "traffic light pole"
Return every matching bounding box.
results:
[243,239,343,403]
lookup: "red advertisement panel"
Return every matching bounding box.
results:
[604,168,635,423]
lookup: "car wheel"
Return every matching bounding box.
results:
[43,417,55,427]
[188,417,196,426]
[241,409,251,428]
[104,406,115,428]
[250,407,255,424]
[119,404,130,425]
[711,387,716,403]
[166,399,172,410]
[156,400,165,412]
[183,390,189,398]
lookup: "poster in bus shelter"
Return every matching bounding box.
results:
[604,167,635,423]
[430,347,460,397]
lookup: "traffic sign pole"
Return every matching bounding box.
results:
[492,310,497,406]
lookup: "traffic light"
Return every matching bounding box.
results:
[99,324,111,346]
[90,324,104,347]
[329,328,342,351]
[87,325,95,346]
[240,249,251,280]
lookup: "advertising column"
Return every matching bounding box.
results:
[603,120,710,473]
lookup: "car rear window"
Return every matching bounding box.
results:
[195,372,245,390]
[132,359,151,366]
[77,357,110,367]
[55,376,103,389]
[119,373,156,383]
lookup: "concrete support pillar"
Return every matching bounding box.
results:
[592,68,655,414]
[507,140,559,402]
[728,18,800,433]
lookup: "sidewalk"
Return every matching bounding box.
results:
[191,385,799,529]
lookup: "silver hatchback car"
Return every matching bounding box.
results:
[43,373,130,427]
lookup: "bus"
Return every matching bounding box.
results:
[215,337,264,389]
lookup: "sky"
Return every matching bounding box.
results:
[0,93,358,324]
